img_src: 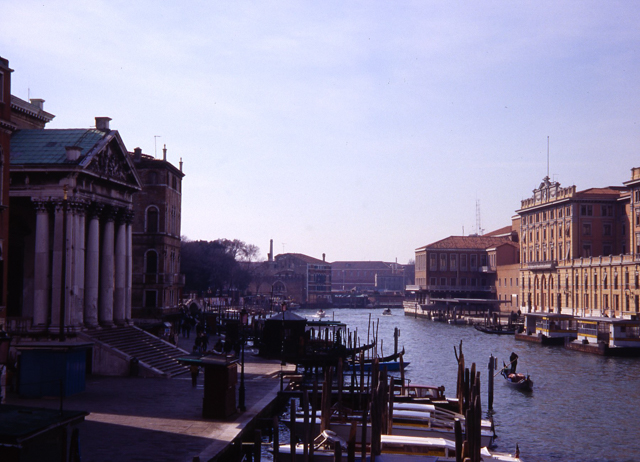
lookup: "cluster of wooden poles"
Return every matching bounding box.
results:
[266,339,488,462]
[454,340,486,462]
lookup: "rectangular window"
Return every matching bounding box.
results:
[581,205,593,216]
[603,244,612,256]
[430,277,436,285]
[144,290,158,308]
[603,224,612,236]
[450,278,457,286]
[470,254,477,269]
[440,277,447,286]
[450,254,458,271]
[440,254,447,271]
[460,277,467,286]
[429,254,437,271]
[582,244,592,258]
[583,223,591,235]
[460,254,468,270]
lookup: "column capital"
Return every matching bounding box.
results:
[70,199,89,215]
[101,205,118,222]
[115,207,133,225]
[122,208,135,225]
[32,198,51,213]
[87,202,105,220]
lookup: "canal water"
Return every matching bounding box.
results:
[293,307,640,462]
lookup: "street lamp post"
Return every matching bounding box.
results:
[238,308,248,412]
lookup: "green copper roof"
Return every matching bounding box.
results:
[10,129,106,165]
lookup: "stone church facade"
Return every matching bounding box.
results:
[8,114,142,333]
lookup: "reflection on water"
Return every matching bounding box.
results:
[293,307,640,462]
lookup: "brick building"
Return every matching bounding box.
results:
[249,252,332,307]
[413,230,519,313]
[331,261,398,293]
[130,146,185,317]
[0,56,13,328]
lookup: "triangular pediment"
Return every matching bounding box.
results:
[83,133,141,190]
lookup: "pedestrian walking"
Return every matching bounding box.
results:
[190,364,199,387]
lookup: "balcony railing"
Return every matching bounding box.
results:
[137,272,186,286]
[424,285,494,292]
[527,260,557,271]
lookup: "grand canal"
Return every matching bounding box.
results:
[294,307,640,462]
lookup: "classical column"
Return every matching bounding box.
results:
[125,210,134,323]
[70,202,86,328]
[84,204,102,327]
[50,199,70,333]
[32,199,51,330]
[113,210,127,325]
[99,207,115,326]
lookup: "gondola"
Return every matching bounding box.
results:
[501,369,533,391]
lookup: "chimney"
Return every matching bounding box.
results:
[95,117,112,131]
[65,146,82,161]
[30,98,45,110]
[323,253,326,262]
[269,239,274,262]
[179,157,183,172]
[133,147,142,162]
[163,144,167,161]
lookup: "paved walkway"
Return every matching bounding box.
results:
[6,335,295,462]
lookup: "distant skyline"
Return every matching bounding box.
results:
[3,1,640,264]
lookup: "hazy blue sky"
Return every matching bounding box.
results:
[3,1,640,264]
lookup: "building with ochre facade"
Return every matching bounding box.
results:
[518,173,640,318]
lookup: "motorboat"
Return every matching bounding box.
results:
[273,430,522,461]
[286,401,496,448]
[315,309,326,319]
[382,308,392,316]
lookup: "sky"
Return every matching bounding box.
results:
[3,1,640,264]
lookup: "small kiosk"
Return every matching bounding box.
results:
[179,355,238,419]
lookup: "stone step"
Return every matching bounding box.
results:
[84,325,189,377]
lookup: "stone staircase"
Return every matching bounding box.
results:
[80,325,189,378]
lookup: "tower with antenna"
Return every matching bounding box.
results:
[476,199,484,236]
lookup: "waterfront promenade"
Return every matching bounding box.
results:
[6,335,295,462]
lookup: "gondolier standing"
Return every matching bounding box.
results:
[510,352,518,374]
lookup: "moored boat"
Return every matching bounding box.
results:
[475,324,517,335]
[273,431,522,461]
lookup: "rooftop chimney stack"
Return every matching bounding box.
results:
[95,117,111,131]
[323,253,326,262]
[65,146,82,161]
[269,239,274,262]
[179,157,183,172]
[133,147,142,162]
[30,98,45,110]
[163,144,167,161]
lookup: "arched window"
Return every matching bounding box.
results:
[146,206,159,233]
[273,281,285,294]
[145,250,158,274]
